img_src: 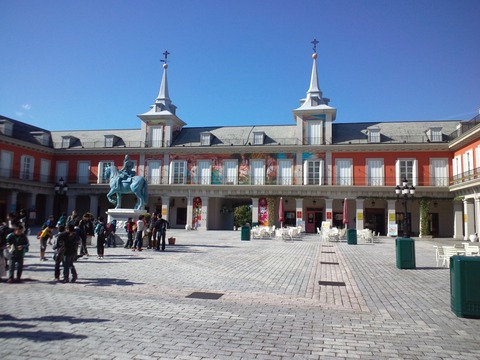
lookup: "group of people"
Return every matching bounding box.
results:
[124,213,169,252]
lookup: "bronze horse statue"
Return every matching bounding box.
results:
[104,165,148,210]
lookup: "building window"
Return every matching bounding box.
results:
[223,160,238,185]
[253,132,265,145]
[396,159,417,186]
[307,120,322,145]
[0,120,13,136]
[62,136,71,149]
[197,160,211,184]
[200,132,211,146]
[170,160,187,184]
[78,161,90,184]
[20,155,34,180]
[104,135,115,148]
[278,159,293,185]
[149,126,163,147]
[368,127,380,143]
[0,150,13,178]
[147,160,161,185]
[304,160,323,185]
[251,159,265,185]
[366,159,384,186]
[427,127,442,142]
[430,158,448,186]
[336,159,353,185]
[98,161,114,184]
[40,159,51,183]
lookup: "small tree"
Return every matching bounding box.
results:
[234,205,252,228]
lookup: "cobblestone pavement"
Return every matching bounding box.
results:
[1,229,480,359]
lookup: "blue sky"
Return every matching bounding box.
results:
[0,0,479,131]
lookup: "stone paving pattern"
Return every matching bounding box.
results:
[1,230,480,359]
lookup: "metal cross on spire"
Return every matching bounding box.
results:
[311,38,319,53]
[161,50,170,64]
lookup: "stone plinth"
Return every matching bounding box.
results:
[106,208,147,244]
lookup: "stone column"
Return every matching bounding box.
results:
[45,193,54,219]
[463,199,475,241]
[355,198,364,230]
[251,198,259,226]
[324,198,333,225]
[453,200,464,240]
[89,195,98,218]
[387,199,396,236]
[200,196,209,230]
[186,196,193,230]
[7,191,17,214]
[161,196,170,221]
[295,198,304,230]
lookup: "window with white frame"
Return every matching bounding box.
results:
[304,159,323,185]
[0,121,13,136]
[307,120,322,145]
[149,126,163,147]
[463,150,474,178]
[40,159,50,183]
[336,159,352,185]
[0,150,13,178]
[61,136,71,149]
[367,127,380,143]
[427,127,442,142]
[251,159,265,185]
[278,159,293,185]
[77,161,90,184]
[430,158,448,186]
[55,161,68,183]
[366,159,384,186]
[197,160,211,184]
[98,161,114,184]
[200,132,211,146]
[223,160,238,185]
[170,160,187,184]
[104,135,115,148]
[147,160,162,185]
[20,155,34,180]
[253,132,265,145]
[452,155,462,184]
[395,159,417,186]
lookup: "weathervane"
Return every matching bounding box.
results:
[311,38,319,53]
[161,50,170,65]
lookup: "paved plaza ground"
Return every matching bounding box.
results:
[1,228,480,359]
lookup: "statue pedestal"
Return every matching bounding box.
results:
[106,208,147,244]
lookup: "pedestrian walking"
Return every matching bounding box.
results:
[124,217,134,249]
[77,214,90,257]
[107,219,117,247]
[95,216,107,259]
[6,223,29,283]
[63,224,79,283]
[154,215,170,251]
[53,225,67,281]
[133,215,145,251]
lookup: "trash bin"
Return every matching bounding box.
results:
[347,229,357,245]
[450,255,480,318]
[395,237,416,269]
[241,226,250,241]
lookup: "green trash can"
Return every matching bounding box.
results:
[395,237,416,269]
[347,229,357,245]
[450,255,480,318]
[241,226,250,241]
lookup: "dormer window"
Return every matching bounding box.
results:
[30,131,50,146]
[200,132,212,146]
[426,127,442,142]
[104,135,115,148]
[367,127,380,143]
[0,120,13,136]
[62,136,72,148]
[253,131,265,145]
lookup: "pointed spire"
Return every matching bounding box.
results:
[307,53,322,98]
[155,50,174,113]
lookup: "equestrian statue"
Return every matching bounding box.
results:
[104,155,148,210]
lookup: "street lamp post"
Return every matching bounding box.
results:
[395,178,415,238]
[54,177,68,195]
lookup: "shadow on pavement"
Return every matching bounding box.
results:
[80,277,144,287]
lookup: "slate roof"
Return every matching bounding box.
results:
[0,115,53,147]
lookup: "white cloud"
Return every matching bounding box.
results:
[22,104,32,110]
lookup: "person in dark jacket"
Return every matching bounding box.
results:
[95,216,107,259]
[154,215,170,251]
[63,224,79,283]
[53,225,68,281]
[6,223,29,283]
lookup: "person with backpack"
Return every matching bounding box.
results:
[63,224,79,283]
[95,216,108,259]
[154,214,170,251]
[124,217,134,249]
[6,223,29,283]
[53,225,68,281]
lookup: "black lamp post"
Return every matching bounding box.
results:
[54,177,68,195]
[395,178,415,237]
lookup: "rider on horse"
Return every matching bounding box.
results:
[117,155,136,189]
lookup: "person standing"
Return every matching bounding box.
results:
[38,223,55,261]
[63,224,79,283]
[0,220,14,282]
[77,214,90,258]
[53,225,68,281]
[124,217,134,249]
[6,223,29,283]
[66,210,78,226]
[133,215,145,251]
[147,213,158,249]
[95,216,107,259]
[154,215,170,251]
[107,219,117,247]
